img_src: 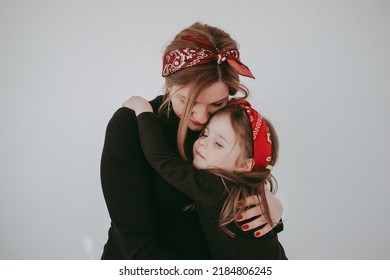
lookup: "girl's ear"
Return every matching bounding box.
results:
[236,158,255,173]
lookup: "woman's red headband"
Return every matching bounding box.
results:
[229,99,272,171]
[162,35,255,79]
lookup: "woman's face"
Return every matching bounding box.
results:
[170,81,229,131]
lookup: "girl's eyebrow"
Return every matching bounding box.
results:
[217,133,229,144]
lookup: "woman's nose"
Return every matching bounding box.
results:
[192,106,209,124]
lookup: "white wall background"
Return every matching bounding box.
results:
[0,0,389,260]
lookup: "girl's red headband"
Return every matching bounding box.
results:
[162,35,255,79]
[229,99,272,171]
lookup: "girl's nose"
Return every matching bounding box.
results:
[199,137,207,147]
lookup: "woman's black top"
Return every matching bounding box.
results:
[100,96,211,259]
[136,111,287,259]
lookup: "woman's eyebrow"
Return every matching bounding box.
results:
[213,97,228,104]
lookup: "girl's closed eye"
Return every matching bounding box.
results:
[215,141,223,148]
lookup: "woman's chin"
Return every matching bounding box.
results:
[188,122,203,131]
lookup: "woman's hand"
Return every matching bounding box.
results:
[122,96,153,116]
[236,189,283,238]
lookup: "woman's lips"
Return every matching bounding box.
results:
[190,120,202,126]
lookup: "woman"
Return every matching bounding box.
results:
[100,22,283,259]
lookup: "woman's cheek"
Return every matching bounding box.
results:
[172,104,184,118]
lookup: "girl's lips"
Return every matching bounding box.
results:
[195,150,205,159]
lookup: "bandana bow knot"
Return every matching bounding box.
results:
[215,49,229,64]
[162,35,255,79]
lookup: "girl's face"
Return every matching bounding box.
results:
[170,81,229,131]
[192,113,253,172]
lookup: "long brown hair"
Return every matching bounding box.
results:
[206,105,280,237]
[158,22,250,160]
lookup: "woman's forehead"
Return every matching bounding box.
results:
[196,82,229,104]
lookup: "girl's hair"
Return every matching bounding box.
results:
[206,105,280,237]
[158,22,249,160]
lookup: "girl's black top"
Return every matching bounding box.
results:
[136,111,287,259]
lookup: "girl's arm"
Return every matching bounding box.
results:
[123,96,221,202]
[123,96,283,237]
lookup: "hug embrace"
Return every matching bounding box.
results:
[101,22,287,260]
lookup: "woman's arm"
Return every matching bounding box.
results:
[136,111,283,237]
[236,193,284,237]
[101,107,176,259]
[123,96,283,237]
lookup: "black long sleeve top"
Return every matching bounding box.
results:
[100,96,210,259]
[137,112,287,260]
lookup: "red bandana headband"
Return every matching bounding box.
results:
[162,35,255,79]
[229,99,272,171]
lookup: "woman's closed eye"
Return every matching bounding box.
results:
[212,102,224,107]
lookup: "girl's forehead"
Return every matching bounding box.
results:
[208,114,232,130]
[207,114,238,147]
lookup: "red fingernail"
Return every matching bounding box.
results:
[255,231,261,237]
[241,224,249,230]
[236,201,243,208]
[236,215,243,221]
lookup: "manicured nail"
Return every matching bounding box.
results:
[241,224,249,230]
[236,201,243,208]
[236,214,243,221]
[255,231,261,237]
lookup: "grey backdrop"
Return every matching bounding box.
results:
[1,0,389,259]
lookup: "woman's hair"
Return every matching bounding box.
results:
[158,22,250,160]
[206,105,280,237]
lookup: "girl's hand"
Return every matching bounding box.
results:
[122,96,153,116]
[236,189,283,238]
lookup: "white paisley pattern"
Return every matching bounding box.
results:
[162,48,241,77]
[243,104,262,141]
[162,48,214,76]
[236,100,272,170]
[252,112,262,140]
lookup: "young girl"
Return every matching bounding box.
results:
[123,97,287,260]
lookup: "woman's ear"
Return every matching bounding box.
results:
[236,158,255,173]
[167,86,172,96]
